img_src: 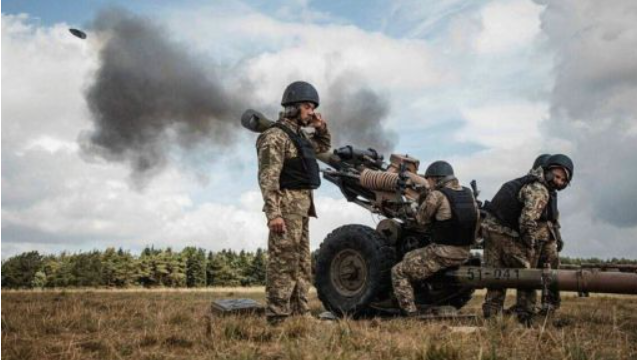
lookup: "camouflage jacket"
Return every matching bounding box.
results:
[256,117,331,221]
[416,179,479,249]
[530,166,562,244]
[482,167,550,246]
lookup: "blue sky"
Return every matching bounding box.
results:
[3,0,637,259]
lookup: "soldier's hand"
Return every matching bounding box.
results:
[557,238,564,252]
[268,217,287,234]
[310,113,326,130]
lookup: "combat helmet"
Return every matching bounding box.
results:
[546,154,574,182]
[424,161,454,178]
[281,81,320,108]
[532,154,551,170]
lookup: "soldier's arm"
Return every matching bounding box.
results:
[257,131,286,221]
[553,220,564,251]
[416,191,443,226]
[473,197,481,241]
[310,121,332,154]
[518,183,549,247]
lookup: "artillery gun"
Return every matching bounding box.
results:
[241,109,637,317]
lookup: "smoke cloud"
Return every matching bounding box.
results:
[81,8,247,182]
[81,8,397,184]
[538,0,637,226]
[322,75,397,155]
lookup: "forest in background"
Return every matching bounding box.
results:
[2,247,636,289]
[1,247,266,289]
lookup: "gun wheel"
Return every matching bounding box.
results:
[329,249,369,297]
[315,224,396,317]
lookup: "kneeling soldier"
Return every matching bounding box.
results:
[391,161,479,317]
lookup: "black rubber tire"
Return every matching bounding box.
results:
[315,224,396,317]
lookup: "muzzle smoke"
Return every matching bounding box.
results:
[81,8,396,185]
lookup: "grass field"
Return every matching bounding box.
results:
[2,288,636,360]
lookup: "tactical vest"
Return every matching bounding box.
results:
[431,187,478,246]
[485,175,549,231]
[273,123,321,190]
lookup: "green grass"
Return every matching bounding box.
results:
[2,289,636,360]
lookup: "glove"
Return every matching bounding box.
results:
[557,238,564,252]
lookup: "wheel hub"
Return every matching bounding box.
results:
[330,249,368,297]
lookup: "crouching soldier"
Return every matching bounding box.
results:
[391,161,480,317]
[530,154,564,314]
[482,154,573,324]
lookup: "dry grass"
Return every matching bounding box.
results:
[2,289,636,360]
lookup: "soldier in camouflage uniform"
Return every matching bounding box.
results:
[257,81,331,324]
[530,154,563,313]
[392,161,479,316]
[482,154,573,323]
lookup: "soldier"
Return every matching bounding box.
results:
[256,81,331,324]
[531,154,564,314]
[482,154,573,324]
[391,161,479,317]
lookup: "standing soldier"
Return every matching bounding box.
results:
[257,81,331,324]
[482,154,573,324]
[391,161,479,317]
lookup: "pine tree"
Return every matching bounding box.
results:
[182,247,206,287]
[250,248,267,285]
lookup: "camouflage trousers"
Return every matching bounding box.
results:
[482,228,535,318]
[392,244,471,314]
[532,238,561,310]
[266,215,311,321]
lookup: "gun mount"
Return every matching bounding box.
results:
[241,109,637,318]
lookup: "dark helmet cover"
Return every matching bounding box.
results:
[532,153,551,170]
[425,161,454,178]
[281,81,320,108]
[546,154,574,182]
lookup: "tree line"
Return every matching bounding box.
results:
[1,247,267,289]
[2,247,635,289]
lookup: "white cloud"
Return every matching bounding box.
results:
[23,135,79,154]
[474,0,543,54]
[456,101,547,149]
[166,5,448,105]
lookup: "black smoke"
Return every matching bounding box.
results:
[81,8,246,182]
[322,75,397,155]
[81,8,396,184]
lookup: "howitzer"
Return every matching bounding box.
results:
[241,109,637,317]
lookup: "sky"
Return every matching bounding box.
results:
[2,0,637,260]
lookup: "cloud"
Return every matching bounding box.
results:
[474,0,543,54]
[456,101,546,150]
[537,0,637,227]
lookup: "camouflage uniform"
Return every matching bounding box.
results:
[391,181,477,315]
[257,117,331,321]
[482,167,550,319]
[533,216,562,311]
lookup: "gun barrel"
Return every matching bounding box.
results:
[443,267,637,295]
